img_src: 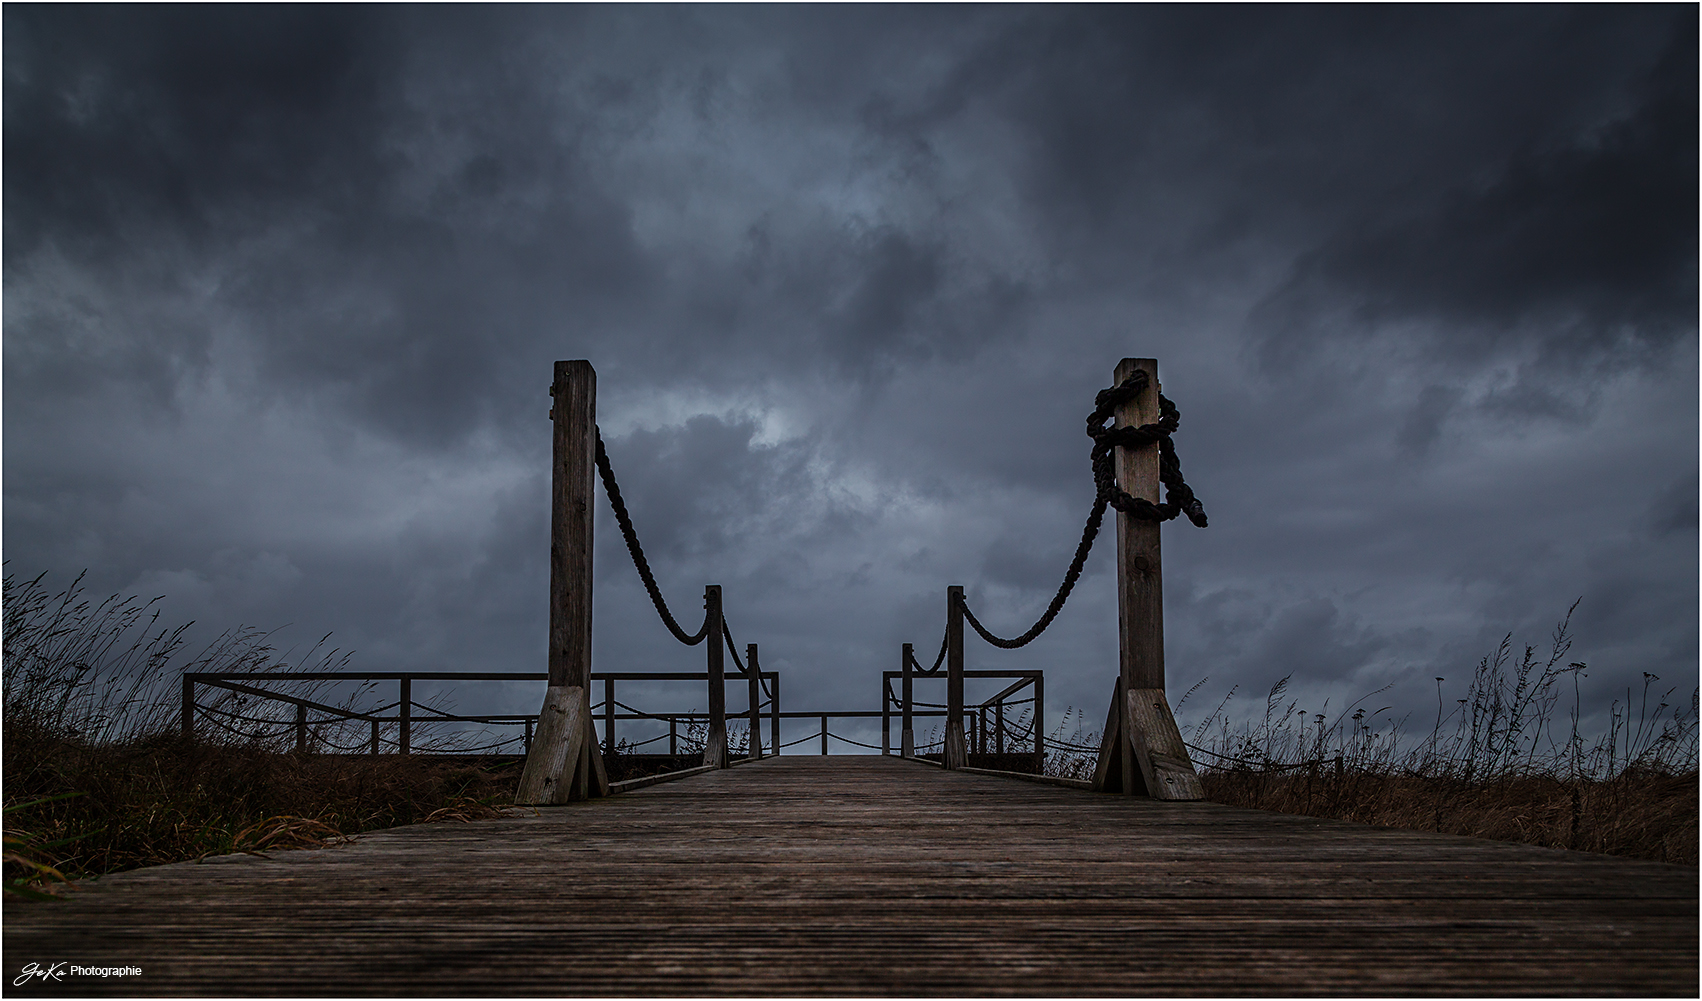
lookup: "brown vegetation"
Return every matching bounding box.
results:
[1202,766,1696,866]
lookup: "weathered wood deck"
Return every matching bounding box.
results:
[5,755,1695,996]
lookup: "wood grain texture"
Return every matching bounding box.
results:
[549,359,595,689]
[513,684,585,804]
[5,757,1693,997]
[1113,357,1164,693]
[1127,687,1204,801]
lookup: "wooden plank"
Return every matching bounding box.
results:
[6,757,1692,997]
[958,765,1094,790]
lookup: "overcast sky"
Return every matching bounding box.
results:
[6,5,1696,753]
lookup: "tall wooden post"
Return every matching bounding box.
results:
[1115,357,1164,692]
[704,585,728,767]
[517,360,610,804]
[900,643,915,757]
[1094,357,1203,800]
[945,586,967,769]
[747,644,762,759]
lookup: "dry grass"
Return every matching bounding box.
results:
[5,723,521,891]
[1203,766,1697,866]
[1043,604,1699,866]
[2,569,520,897]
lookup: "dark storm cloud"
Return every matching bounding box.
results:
[1254,8,1697,374]
[4,5,1694,751]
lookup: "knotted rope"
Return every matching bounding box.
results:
[960,370,1206,649]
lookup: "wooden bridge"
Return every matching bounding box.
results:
[5,755,1694,996]
[9,359,1692,994]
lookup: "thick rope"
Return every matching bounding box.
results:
[595,430,712,646]
[960,370,1207,649]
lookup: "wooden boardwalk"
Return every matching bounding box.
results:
[4,756,1695,996]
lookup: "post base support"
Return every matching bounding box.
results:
[1092,678,1204,801]
[516,685,610,804]
[944,720,967,769]
[703,721,728,769]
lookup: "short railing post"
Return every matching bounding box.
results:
[603,677,615,759]
[704,584,727,768]
[523,717,533,755]
[881,685,891,755]
[945,585,966,769]
[747,644,762,759]
[371,719,381,755]
[900,643,915,758]
[400,677,411,755]
[771,674,781,756]
[181,676,195,742]
[295,703,308,753]
[996,700,1005,755]
[820,714,828,755]
[670,717,677,756]
[1033,674,1045,775]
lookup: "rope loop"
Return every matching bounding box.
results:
[1086,369,1208,528]
[959,369,1207,648]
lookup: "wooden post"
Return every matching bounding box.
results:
[996,701,1005,755]
[900,643,915,758]
[399,677,411,755]
[1033,673,1045,775]
[670,717,677,756]
[181,676,194,742]
[603,677,615,758]
[523,717,533,755]
[770,673,781,756]
[1115,357,1165,692]
[747,644,762,759]
[517,360,610,803]
[371,719,380,755]
[1093,357,1204,801]
[295,703,308,753]
[882,693,891,755]
[703,585,728,767]
[820,715,828,755]
[945,586,967,769]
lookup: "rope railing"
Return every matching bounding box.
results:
[595,430,713,647]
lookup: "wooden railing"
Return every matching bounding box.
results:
[181,670,778,756]
[881,669,1044,773]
